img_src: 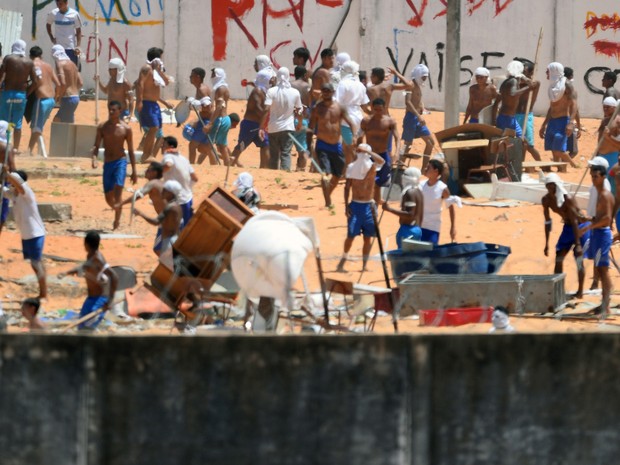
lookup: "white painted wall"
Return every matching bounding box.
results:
[3,0,620,118]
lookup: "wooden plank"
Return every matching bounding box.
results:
[463,182,494,198]
[522,161,568,173]
[440,139,489,150]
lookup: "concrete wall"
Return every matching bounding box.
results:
[3,1,620,117]
[1,333,620,465]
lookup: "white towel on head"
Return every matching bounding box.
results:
[411,64,429,87]
[544,173,568,207]
[402,167,421,190]
[199,96,212,107]
[346,145,374,180]
[547,62,566,103]
[255,55,272,71]
[254,69,273,92]
[506,60,524,78]
[336,52,351,71]
[234,172,254,190]
[473,66,491,83]
[0,120,8,143]
[341,60,359,81]
[109,58,126,84]
[11,40,26,57]
[603,96,618,107]
[147,58,166,87]
[276,67,291,89]
[52,44,70,62]
[211,68,228,90]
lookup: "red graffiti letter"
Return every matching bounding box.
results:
[212,0,255,61]
[405,0,429,28]
[316,0,343,6]
[86,36,103,64]
[109,38,128,64]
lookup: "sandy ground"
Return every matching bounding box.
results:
[2,98,619,335]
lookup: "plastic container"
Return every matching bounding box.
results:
[419,306,494,327]
[484,243,511,274]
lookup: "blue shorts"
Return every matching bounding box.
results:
[375,152,391,187]
[396,224,422,248]
[121,109,130,119]
[1,196,9,223]
[180,199,193,230]
[496,114,522,138]
[31,97,56,133]
[591,227,612,267]
[544,116,570,152]
[469,117,479,124]
[79,296,109,330]
[210,116,232,145]
[293,118,308,151]
[599,152,618,196]
[153,227,163,252]
[135,108,164,138]
[183,120,210,145]
[0,90,27,129]
[341,125,354,145]
[421,228,439,245]
[347,201,376,238]
[56,96,79,123]
[235,119,268,151]
[402,111,431,142]
[22,236,45,261]
[515,112,534,146]
[140,100,162,129]
[556,222,591,258]
[316,139,345,177]
[103,157,127,193]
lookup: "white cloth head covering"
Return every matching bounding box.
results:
[109,58,126,84]
[0,120,8,144]
[254,69,273,92]
[475,67,490,77]
[544,173,568,207]
[255,55,272,71]
[588,156,610,169]
[341,60,359,81]
[402,167,421,190]
[211,68,228,90]
[9,172,25,185]
[490,307,514,332]
[52,44,70,62]
[234,172,254,190]
[276,67,291,89]
[506,60,524,78]
[163,180,183,198]
[346,144,374,180]
[411,64,429,87]
[11,40,26,57]
[147,58,166,87]
[603,96,618,107]
[336,52,351,70]
[547,62,566,103]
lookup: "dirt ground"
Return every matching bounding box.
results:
[2,98,619,335]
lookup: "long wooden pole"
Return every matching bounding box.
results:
[521,28,543,142]
[94,6,100,125]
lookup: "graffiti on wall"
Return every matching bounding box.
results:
[583,11,620,95]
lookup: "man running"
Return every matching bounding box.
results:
[27,46,59,156]
[52,44,82,123]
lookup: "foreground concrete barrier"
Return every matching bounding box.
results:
[0,333,618,465]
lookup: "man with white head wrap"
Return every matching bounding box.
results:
[331,51,351,84]
[203,67,232,165]
[133,179,183,256]
[542,172,591,298]
[515,60,543,161]
[382,166,424,249]
[46,0,83,66]
[596,98,620,196]
[182,96,213,164]
[52,43,82,124]
[336,144,385,272]
[0,40,38,152]
[538,62,579,168]
[401,63,434,169]
[231,68,272,168]
[290,65,312,171]
[260,67,302,171]
[96,58,133,120]
[161,136,198,229]
[233,172,261,214]
[335,60,370,165]
[464,66,498,124]
[310,48,335,104]
[563,66,581,159]
[492,60,533,141]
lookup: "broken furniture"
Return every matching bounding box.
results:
[466,137,513,183]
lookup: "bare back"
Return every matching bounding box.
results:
[145,180,165,213]
[214,87,230,117]
[57,60,81,96]
[517,80,540,113]
[311,68,331,102]
[244,88,267,122]
[400,188,424,226]
[498,77,520,116]
[195,83,211,100]
[367,82,396,112]
[291,79,311,109]
[139,65,160,102]
[160,202,182,238]
[33,58,59,99]
[0,55,36,91]
[83,251,109,297]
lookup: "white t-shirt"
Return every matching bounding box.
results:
[7,183,45,240]
[47,7,83,50]
[420,179,447,233]
[335,77,369,129]
[162,152,195,205]
[265,86,302,133]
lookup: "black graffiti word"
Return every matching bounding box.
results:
[584,66,620,96]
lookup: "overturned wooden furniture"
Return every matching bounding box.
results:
[145,186,254,310]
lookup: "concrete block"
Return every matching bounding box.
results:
[73,124,98,157]
[49,122,75,157]
[7,202,71,222]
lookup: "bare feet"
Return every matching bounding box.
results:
[113,219,120,230]
[321,177,331,207]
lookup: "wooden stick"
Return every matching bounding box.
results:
[520,27,543,142]
[60,298,123,333]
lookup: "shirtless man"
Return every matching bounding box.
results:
[358,98,400,203]
[58,231,118,330]
[564,66,582,159]
[310,82,356,207]
[366,67,410,114]
[204,67,231,165]
[133,180,183,256]
[580,164,615,318]
[539,62,579,168]
[96,58,133,120]
[190,67,211,100]
[602,71,620,101]
[137,47,170,162]
[401,64,434,169]
[293,47,310,67]
[291,66,312,171]
[515,61,542,161]
[336,144,385,272]
[0,40,38,152]
[52,44,81,123]
[382,167,424,249]
[311,49,335,103]
[542,173,590,298]
[92,100,137,229]
[184,67,213,164]
[27,46,59,156]
[464,67,498,124]
[230,69,271,168]
[492,61,533,139]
